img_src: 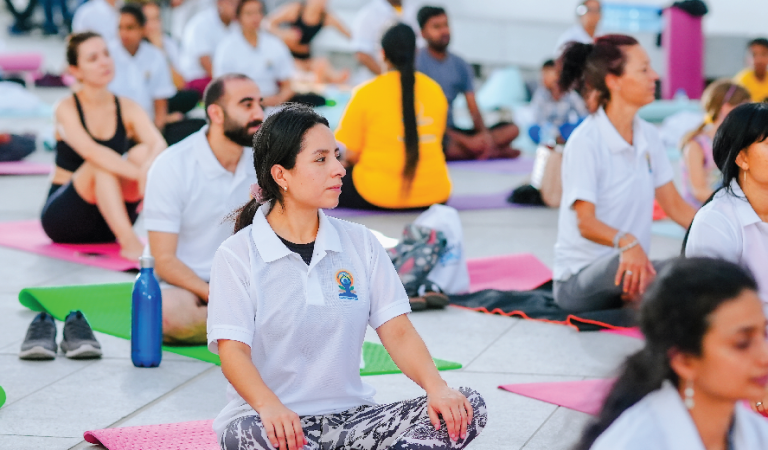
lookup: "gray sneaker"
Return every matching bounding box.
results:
[60,311,102,359]
[19,312,57,360]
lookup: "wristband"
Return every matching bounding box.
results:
[619,239,639,253]
[613,231,627,249]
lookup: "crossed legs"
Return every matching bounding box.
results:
[444,123,521,161]
[161,287,208,345]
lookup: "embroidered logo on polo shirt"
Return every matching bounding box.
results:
[336,270,358,301]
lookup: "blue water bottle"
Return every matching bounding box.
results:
[131,255,162,367]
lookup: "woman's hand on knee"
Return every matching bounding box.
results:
[426,385,473,442]
[615,243,651,297]
[258,402,306,450]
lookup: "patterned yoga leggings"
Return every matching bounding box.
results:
[221,387,487,450]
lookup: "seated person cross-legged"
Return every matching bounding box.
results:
[143,74,263,344]
[335,23,451,210]
[553,35,696,313]
[41,32,166,261]
[685,102,768,307]
[207,103,487,450]
[576,257,768,450]
[416,6,520,161]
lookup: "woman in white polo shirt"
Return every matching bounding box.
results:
[574,257,768,450]
[207,103,486,450]
[553,35,696,313]
[685,102,768,305]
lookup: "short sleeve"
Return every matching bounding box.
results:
[211,41,228,77]
[164,37,182,72]
[143,156,184,233]
[207,245,255,354]
[272,39,295,81]
[685,209,741,263]
[335,86,367,156]
[351,8,378,54]
[365,230,410,329]
[647,128,674,188]
[560,129,599,208]
[186,18,216,59]
[150,52,177,100]
[459,58,475,93]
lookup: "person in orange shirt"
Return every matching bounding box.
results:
[335,23,451,210]
[734,38,768,102]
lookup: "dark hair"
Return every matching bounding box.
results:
[748,38,768,51]
[236,0,262,17]
[680,102,768,252]
[558,34,639,108]
[417,6,446,29]
[203,73,251,122]
[382,23,419,195]
[542,59,556,69]
[66,31,103,66]
[120,3,146,27]
[574,257,758,450]
[233,103,330,233]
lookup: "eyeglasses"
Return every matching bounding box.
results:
[576,4,601,15]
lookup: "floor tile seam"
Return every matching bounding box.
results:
[459,320,523,370]
[519,407,560,449]
[0,433,78,439]
[0,359,99,408]
[67,364,220,449]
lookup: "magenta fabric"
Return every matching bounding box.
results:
[0,220,139,271]
[499,379,615,415]
[84,420,218,450]
[0,161,52,175]
[601,327,643,340]
[0,53,43,72]
[662,7,704,100]
[467,253,552,293]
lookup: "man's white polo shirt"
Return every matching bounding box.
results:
[207,203,411,440]
[212,30,294,98]
[72,0,119,43]
[143,128,255,281]
[108,41,176,120]
[686,179,768,304]
[554,107,674,281]
[179,8,236,81]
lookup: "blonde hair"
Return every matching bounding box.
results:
[681,80,750,148]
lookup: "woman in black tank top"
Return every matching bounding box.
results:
[41,31,166,261]
[264,0,351,84]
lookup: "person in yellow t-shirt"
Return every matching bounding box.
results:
[734,38,768,102]
[335,23,451,210]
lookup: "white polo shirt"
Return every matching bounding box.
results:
[72,0,119,43]
[554,108,674,281]
[212,31,294,98]
[108,41,176,120]
[143,128,255,281]
[686,180,768,303]
[207,203,411,440]
[179,8,236,81]
[592,381,768,450]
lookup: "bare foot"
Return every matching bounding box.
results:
[119,239,145,261]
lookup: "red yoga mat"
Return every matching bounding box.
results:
[467,253,552,293]
[84,420,218,450]
[499,379,615,415]
[0,161,52,175]
[0,220,139,271]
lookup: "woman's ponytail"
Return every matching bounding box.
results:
[558,41,593,93]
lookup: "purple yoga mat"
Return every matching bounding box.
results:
[447,157,534,175]
[325,192,527,219]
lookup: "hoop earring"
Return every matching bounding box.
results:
[684,379,695,410]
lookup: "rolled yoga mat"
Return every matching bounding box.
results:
[0,220,140,271]
[18,283,461,375]
[0,161,52,175]
[498,379,615,415]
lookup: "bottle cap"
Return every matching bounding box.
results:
[139,255,155,269]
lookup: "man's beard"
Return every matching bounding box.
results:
[429,36,450,53]
[223,113,263,147]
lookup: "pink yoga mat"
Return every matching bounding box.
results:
[601,327,643,339]
[467,253,552,293]
[447,157,534,175]
[0,161,52,175]
[0,220,139,271]
[499,379,615,415]
[84,419,218,450]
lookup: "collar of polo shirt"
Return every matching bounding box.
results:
[727,179,762,227]
[595,107,648,155]
[250,203,342,264]
[192,126,250,180]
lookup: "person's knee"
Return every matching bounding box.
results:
[126,143,150,164]
[162,288,207,343]
[458,387,488,424]
[221,415,272,450]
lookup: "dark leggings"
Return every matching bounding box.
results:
[40,182,140,244]
[337,168,428,212]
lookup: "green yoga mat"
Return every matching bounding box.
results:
[19,283,461,375]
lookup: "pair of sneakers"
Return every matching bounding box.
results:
[19,311,102,360]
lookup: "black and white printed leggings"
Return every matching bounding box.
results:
[221,387,487,450]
